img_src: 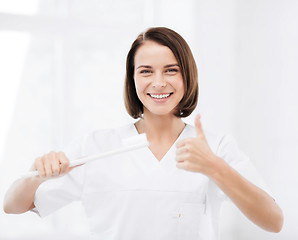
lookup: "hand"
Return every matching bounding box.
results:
[31,151,72,179]
[175,114,218,176]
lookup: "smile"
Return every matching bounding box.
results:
[147,93,173,99]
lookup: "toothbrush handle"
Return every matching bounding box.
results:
[21,141,148,179]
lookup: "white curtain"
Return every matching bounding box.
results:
[0,0,297,239]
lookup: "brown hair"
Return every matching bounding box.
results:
[124,27,198,119]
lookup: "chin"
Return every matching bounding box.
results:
[146,110,175,117]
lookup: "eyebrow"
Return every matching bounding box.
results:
[136,63,179,70]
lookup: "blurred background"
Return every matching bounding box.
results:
[0,0,297,239]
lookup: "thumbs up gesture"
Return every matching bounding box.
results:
[176,114,219,176]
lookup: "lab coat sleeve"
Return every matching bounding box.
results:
[214,134,274,201]
[32,137,86,218]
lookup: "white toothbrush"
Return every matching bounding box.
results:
[21,133,148,178]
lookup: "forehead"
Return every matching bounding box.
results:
[134,41,177,67]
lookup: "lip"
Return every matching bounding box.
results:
[147,92,173,95]
[147,92,173,103]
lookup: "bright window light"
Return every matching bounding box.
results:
[0,31,31,161]
[0,0,39,15]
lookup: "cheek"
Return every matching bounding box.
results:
[176,79,185,100]
[134,78,145,98]
[174,77,184,93]
[178,81,184,90]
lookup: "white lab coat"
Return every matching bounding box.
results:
[33,123,272,240]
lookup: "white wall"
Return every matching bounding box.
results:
[0,0,297,239]
[225,1,298,239]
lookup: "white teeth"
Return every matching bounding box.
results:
[149,93,171,99]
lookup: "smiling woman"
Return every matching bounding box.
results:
[134,41,185,116]
[124,27,198,119]
[3,27,283,240]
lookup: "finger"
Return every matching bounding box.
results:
[58,152,70,174]
[35,157,46,178]
[44,153,54,177]
[176,161,190,170]
[175,146,188,155]
[51,154,61,176]
[176,150,192,162]
[195,114,205,138]
[176,138,193,148]
[175,153,183,162]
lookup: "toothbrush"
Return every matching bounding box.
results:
[21,133,148,178]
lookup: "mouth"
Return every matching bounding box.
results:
[147,92,174,99]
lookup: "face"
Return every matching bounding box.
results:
[133,41,184,118]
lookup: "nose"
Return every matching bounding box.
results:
[152,73,166,88]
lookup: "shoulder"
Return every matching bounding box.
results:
[78,123,135,153]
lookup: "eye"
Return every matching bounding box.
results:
[166,68,179,74]
[140,69,152,74]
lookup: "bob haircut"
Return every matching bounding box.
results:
[124,27,198,119]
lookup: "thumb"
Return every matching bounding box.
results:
[195,114,205,138]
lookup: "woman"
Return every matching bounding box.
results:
[4,27,283,240]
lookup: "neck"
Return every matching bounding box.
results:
[134,112,185,143]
